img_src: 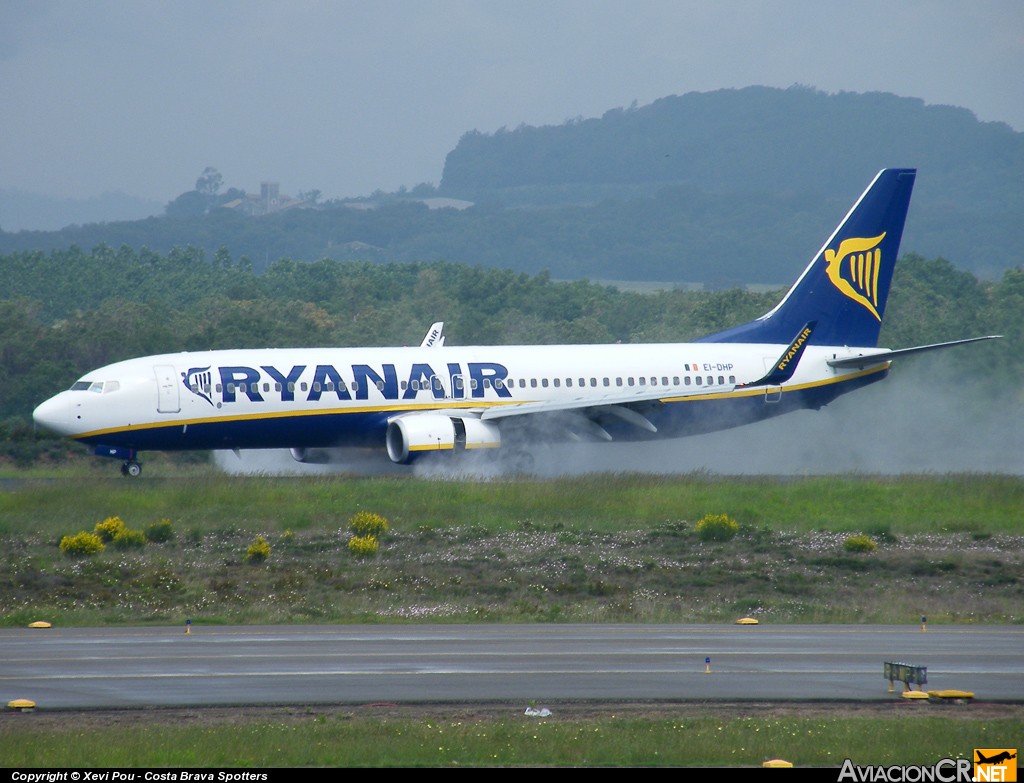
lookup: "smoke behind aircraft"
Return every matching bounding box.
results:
[214,368,1021,478]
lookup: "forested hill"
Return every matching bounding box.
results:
[440,86,1023,210]
[2,86,1021,284]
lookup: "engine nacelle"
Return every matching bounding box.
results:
[385,415,501,464]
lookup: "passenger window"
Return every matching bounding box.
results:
[530,379,538,388]
[590,378,597,387]
[541,379,549,388]
[718,376,725,385]
[603,378,610,387]
[628,378,635,386]
[263,383,270,392]
[566,378,573,387]
[695,377,702,386]
[639,377,646,386]
[377,380,385,391]
[313,382,321,392]
[616,378,623,387]
[300,382,308,391]
[553,378,560,388]
[685,377,691,386]
[707,376,713,385]
[519,379,526,388]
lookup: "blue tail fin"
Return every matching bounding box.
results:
[699,168,916,347]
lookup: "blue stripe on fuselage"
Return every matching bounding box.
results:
[75,368,887,452]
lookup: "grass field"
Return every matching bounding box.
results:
[1,703,1020,767]
[1,471,1021,626]
[1,469,1021,767]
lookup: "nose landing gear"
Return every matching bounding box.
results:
[120,460,143,478]
[94,445,142,477]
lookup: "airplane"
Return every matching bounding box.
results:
[976,751,1016,765]
[32,168,999,476]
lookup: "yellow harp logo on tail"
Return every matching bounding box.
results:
[824,233,886,320]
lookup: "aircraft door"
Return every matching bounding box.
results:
[154,365,181,413]
[761,357,782,403]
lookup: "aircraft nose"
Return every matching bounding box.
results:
[33,394,73,436]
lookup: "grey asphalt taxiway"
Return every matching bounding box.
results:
[2,624,1021,709]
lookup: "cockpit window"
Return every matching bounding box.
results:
[70,380,119,393]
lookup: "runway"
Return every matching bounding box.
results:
[2,624,1021,709]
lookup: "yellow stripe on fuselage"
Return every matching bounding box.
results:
[71,364,889,442]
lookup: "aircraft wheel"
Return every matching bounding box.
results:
[505,450,535,474]
[124,461,142,478]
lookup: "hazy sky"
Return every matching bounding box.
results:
[3,0,1022,204]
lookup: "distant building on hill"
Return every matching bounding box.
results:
[220,182,310,217]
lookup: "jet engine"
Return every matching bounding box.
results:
[385,414,500,464]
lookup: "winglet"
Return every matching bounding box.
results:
[420,321,445,348]
[739,321,817,387]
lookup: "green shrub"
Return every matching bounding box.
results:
[94,516,127,542]
[843,534,878,553]
[112,528,147,549]
[60,531,105,556]
[348,535,379,558]
[245,535,271,563]
[696,513,739,542]
[350,511,389,538]
[146,518,175,543]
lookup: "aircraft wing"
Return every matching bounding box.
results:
[474,382,734,439]
[827,335,1001,369]
[479,382,735,424]
[479,321,819,436]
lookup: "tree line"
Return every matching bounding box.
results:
[2,247,1018,458]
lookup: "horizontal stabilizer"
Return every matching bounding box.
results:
[827,335,1002,369]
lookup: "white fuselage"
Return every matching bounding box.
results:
[32,341,889,462]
